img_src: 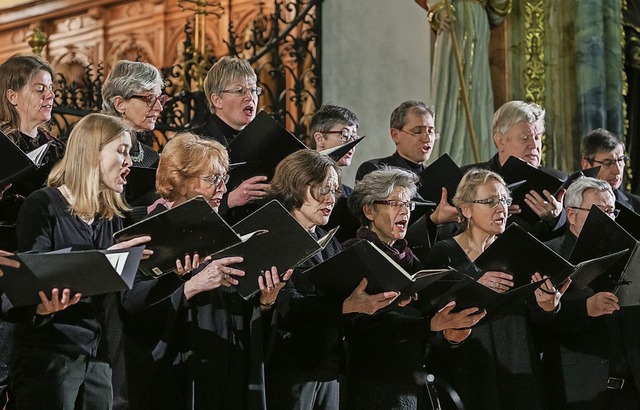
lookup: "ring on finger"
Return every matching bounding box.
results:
[223,274,228,280]
[490,281,497,289]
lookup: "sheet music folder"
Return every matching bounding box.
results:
[0,246,144,307]
[307,239,453,303]
[0,132,50,186]
[472,223,623,290]
[500,156,564,223]
[214,200,338,300]
[570,206,640,306]
[318,136,366,162]
[418,153,463,204]
[227,111,307,190]
[114,196,244,277]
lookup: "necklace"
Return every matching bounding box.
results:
[61,185,94,225]
[464,233,481,254]
[130,140,145,164]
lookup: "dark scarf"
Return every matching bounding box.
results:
[355,227,416,272]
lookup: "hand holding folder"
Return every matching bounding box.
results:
[0,246,145,307]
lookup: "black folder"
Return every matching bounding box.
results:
[570,206,640,306]
[499,156,565,223]
[418,153,463,204]
[559,166,601,191]
[213,200,338,300]
[474,223,623,289]
[124,166,158,206]
[226,111,307,190]
[318,136,366,162]
[114,196,245,277]
[614,202,640,240]
[0,246,144,307]
[322,196,360,243]
[306,239,453,303]
[0,133,50,186]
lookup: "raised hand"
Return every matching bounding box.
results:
[183,256,245,299]
[524,189,564,222]
[478,271,514,293]
[430,187,460,225]
[342,278,399,315]
[227,175,271,208]
[36,288,82,315]
[258,266,293,308]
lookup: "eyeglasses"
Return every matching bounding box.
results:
[587,156,628,168]
[314,185,341,198]
[467,196,513,208]
[399,126,440,140]
[372,200,416,211]
[129,94,169,108]
[221,86,263,97]
[323,130,360,143]
[570,206,620,219]
[200,174,230,188]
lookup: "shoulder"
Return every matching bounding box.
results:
[460,154,498,174]
[191,116,227,145]
[355,155,395,181]
[618,189,640,212]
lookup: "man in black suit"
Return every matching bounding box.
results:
[461,100,567,240]
[542,177,640,409]
[191,56,270,219]
[581,128,640,212]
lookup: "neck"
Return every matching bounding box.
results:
[370,227,395,246]
[462,228,495,255]
[20,121,39,138]
[291,209,316,234]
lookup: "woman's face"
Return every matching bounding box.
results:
[211,77,258,131]
[99,131,133,193]
[118,86,164,132]
[365,186,412,245]
[184,166,228,211]
[461,180,510,236]
[8,70,55,133]
[292,167,339,232]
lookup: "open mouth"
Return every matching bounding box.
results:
[395,219,408,230]
[120,168,131,184]
[243,105,255,116]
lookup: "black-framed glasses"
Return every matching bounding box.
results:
[586,156,628,168]
[323,129,360,143]
[570,205,620,219]
[399,126,440,140]
[129,94,169,108]
[315,185,341,198]
[372,200,416,211]
[221,86,263,97]
[200,174,230,188]
[467,196,513,208]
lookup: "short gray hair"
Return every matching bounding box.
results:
[389,100,434,130]
[493,100,545,136]
[203,57,257,113]
[102,60,164,115]
[564,176,614,209]
[348,167,418,227]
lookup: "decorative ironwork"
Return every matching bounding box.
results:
[50,0,321,149]
[523,0,546,161]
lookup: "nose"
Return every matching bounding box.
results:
[217,181,228,195]
[124,153,133,167]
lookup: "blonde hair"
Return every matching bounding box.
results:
[203,57,256,113]
[156,132,229,201]
[453,169,508,231]
[48,113,132,219]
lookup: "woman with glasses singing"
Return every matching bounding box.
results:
[425,168,565,410]
[341,167,484,410]
[266,150,401,409]
[102,60,165,168]
[121,132,290,410]
[191,56,270,220]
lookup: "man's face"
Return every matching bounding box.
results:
[391,111,436,164]
[582,144,625,190]
[495,121,542,168]
[567,188,616,238]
